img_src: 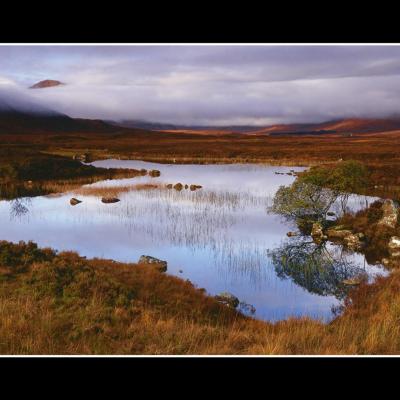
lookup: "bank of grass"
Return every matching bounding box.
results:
[0,240,399,355]
[0,150,147,201]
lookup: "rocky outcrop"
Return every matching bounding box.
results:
[214,292,240,308]
[138,255,168,272]
[70,198,82,206]
[101,197,120,204]
[326,228,364,250]
[378,199,398,229]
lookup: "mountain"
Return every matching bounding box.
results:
[0,89,120,134]
[29,80,64,89]
[108,117,400,136]
[108,119,263,134]
[247,118,400,136]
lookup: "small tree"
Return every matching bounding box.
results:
[270,180,339,223]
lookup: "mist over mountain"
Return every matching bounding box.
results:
[0,87,119,134]
[0,86,62,116]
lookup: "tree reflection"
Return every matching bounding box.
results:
[268,237,367,299]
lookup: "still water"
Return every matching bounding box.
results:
[0,160,386,322]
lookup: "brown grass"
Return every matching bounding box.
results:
[0,240,399,355]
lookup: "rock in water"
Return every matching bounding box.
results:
[214,292,240,308]
[101,197,120,204]
[378,199,398,229]
[173,183,183,191]
[189,184,202,191]
[138,255,168,272]
[148,170,161,177]
[70,198,82,206]
[286,231,298,237]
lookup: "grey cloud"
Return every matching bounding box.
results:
[1,45,400,125]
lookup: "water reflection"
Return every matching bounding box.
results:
[0,160,387,322]
[269,237,368,300]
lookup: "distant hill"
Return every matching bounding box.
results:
[29,80,64,89]
[108,117,400,136]
[0,91,121,134]
[247,118,400,135]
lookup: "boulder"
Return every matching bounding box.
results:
[378,199,398,229]
[166,184,173,189]
[388,236,400,257]
[215,292,240,308]
[70,198,82,206]
[327,211,336,217]
[138,255,168,272]
[148,169,161,177]
[101,197,120,204]
[173,183,183,191]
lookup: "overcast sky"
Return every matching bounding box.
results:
[1,45,400,125]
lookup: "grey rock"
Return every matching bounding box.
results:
[138,255,168,272]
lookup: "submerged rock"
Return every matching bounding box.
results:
[70,198,82,206]
[378,199,398,229]
[166,184,173,189]
[138,255,168,272]
[101,197,120,204]
[327,211,336,217]
[215,292,240,308]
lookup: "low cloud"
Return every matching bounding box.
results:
[2,45,400,125]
